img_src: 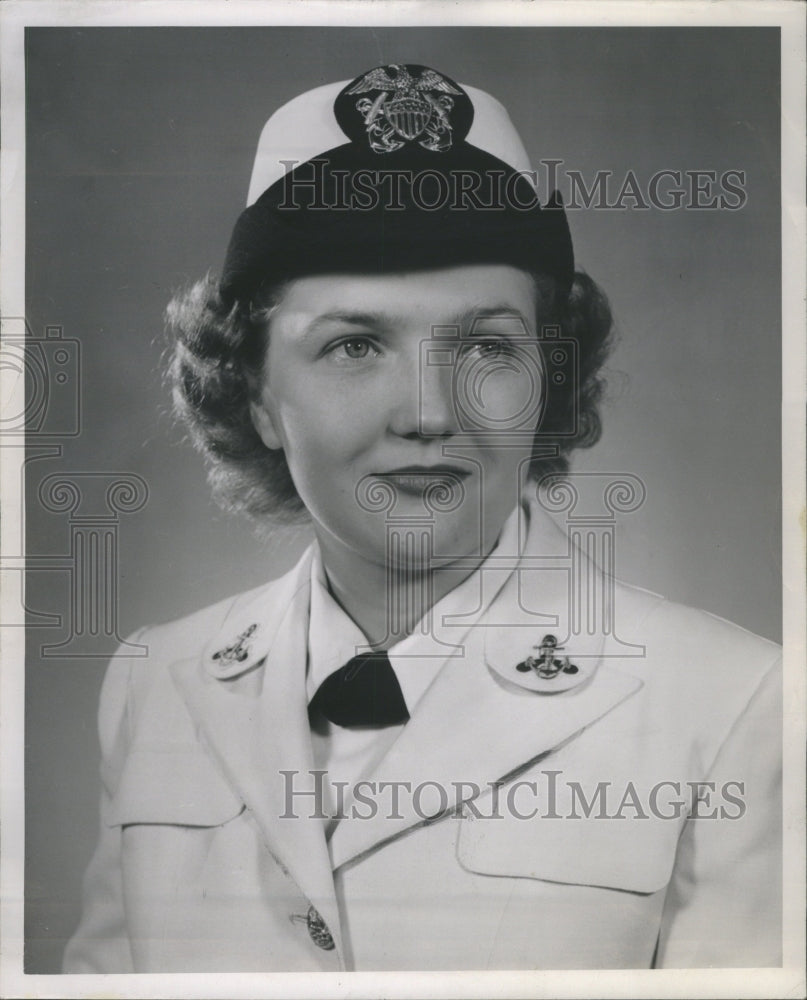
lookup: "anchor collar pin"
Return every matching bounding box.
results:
[517,634,579,680]
[485,631,597,694]
[205,618,269,679]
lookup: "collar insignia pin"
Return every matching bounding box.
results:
[212,622,259,666]
[516,634,579,680]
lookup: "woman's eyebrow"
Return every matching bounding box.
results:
[304,310,392,334]
[458,305,532,331]
[301,304,531,338]
[462,304,529,319]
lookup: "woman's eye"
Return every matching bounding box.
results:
[464,339,510,359]
[330,337,378,361]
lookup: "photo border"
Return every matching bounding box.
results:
[1,2,804,998]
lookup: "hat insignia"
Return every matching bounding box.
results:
[346,64,462,153]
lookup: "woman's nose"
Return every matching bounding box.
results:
[388,348,460,439]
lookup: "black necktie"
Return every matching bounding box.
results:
[309,651,409,728]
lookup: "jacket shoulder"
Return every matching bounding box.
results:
[97,553,312,766]
[612,579,781,764]
[142,579,272,656]
[615,577,781,666]
[134,552,311,667]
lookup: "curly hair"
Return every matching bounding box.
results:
[165,269,614,524]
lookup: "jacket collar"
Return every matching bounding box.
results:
[168,502,644,929]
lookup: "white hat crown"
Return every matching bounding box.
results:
[246,78,532,206]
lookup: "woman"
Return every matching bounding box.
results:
[63,64,781,972]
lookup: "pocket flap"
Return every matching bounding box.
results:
[106,748,245,827]
[457,798,683,894]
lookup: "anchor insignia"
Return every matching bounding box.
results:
[516,635,580,680]
[211,622,259,667]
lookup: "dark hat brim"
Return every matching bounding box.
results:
[220,141,573,305]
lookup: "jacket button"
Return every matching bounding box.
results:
[306,905,335,951]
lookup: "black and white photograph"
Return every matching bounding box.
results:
[1,2,804,997]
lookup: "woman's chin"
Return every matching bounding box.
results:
[337,515,489,573]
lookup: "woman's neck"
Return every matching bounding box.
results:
[314,530,494,649]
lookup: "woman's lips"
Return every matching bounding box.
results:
[374,467,470,494]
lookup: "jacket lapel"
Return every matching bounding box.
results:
[168,550,345,961]
[328,507,644,871]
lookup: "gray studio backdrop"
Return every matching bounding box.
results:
[23,27,781,972]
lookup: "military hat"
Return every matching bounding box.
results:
[220,64,574,304]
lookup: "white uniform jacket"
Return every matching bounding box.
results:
[63,507,782,972]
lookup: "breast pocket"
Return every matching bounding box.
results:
[454,804,679,969]
[456,793,683,895]
[106,747,245,828]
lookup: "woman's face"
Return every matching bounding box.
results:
[250,264,544,568]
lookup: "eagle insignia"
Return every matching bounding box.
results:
[345,64,463,153]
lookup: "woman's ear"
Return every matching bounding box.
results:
[249,398,283,451]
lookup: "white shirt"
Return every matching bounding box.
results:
[305,504,525,836]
